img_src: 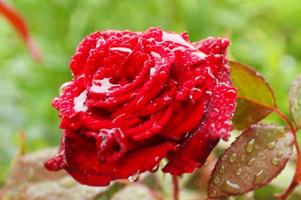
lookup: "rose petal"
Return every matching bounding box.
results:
[46,130,175,186]
[163,68,236,175]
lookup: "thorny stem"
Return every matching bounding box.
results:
[274,108,301,200]
[172,175,179,200]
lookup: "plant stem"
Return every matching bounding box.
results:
[274,108,301,200]
[274,109,296,135]
[172,175,179,200]
[276,180,298,200]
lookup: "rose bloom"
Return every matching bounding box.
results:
[45,28,237,186]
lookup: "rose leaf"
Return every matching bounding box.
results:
[289,75,301,128]
[230,61,277,130]
[208,123,294,199]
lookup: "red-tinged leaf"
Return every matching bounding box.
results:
[208,123,294,199]
[230,61,277,130]
[0,0,41,62]
[275,75,301,199]
[0,148,109,200]
[289,75,301,128]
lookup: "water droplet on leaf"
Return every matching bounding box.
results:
[266,141,276,150]
[219,165,225,174]
[235,168,242,176]
[214,176,221,184]
[246,138,255,153]
[241,154,246,161]
[229,153,237,163]
[247,158,256,166]
[253,169,265,185]
[272,158,279,166]
[221,180,240,193]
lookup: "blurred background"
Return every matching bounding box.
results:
[1,0,301,199]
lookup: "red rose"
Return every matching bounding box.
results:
[45,28,237,186]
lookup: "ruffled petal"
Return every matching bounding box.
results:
[163,75,237,175]
[46,130,175,186]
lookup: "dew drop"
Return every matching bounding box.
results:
[253,169,265,185]
[241,154,246,162]
[229,153,237,163]
[221,180,241,193]
[278,151,284,157]
[266,141,276,150]
[150,164,159,173]
[205,90,213,95]
[162,31,195,49]
[191,51,206,59]
[247,158,256,166]
[272,158,279,166]
[246,138,255,153]
[59,81,72,95]
[110,47,132,54]
[150,67,156,76]
[213,176,221,184]
[73,91,88,112]
[235,168,242,176]
[150,51,161,59]
[90,78,120,94]
[219,165,225,174]
[128,171,140,182]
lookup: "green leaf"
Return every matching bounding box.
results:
[230,61,277,130]
[208,123,294,199]
[289,75,301,127]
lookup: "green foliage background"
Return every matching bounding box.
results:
[0,0,301,198]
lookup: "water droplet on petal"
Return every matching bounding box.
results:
[162,31,195,49]
[59,81,72,95]
[128,171,140,182]
[205,90,213,95]
[150,164,159,173]
[90,78,120,94]
[150,67,156,76]
[110,47,133,54]
[246,138,255,153]
[73,91,88,112]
